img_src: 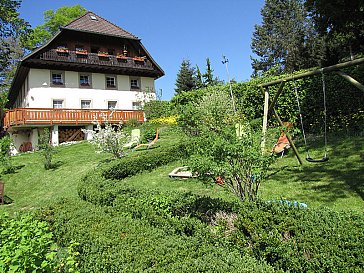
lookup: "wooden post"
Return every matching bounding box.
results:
[268,81,286,116]
[336,71,364,93]
[261,87,269,153]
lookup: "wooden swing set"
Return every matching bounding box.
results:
[260,57,364,165]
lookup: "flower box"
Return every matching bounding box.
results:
[98,52,109,57]
[116,55,128,59]
[76,49,88,55]
[56,48,69,53]
[133,57,145,62]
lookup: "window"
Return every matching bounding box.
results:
[53,100,63,108]
[51,71,64,86]
[130,77,140,90]
[132,101,141,110]
[79,73,92,87]
[108,101,117,110]
[106,75,117,89]
[81,100,91,109]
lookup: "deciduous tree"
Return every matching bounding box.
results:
[22,4,87,50]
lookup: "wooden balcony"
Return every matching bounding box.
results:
[39,49,155,71]
[3,108,144,130]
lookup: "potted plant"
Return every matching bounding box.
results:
[133,56,145,62]
[56,46,69,53]
[97,51,109,57]
[76,48,88,55]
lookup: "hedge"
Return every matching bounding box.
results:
[172,66,364,134]
[40,198,274,273]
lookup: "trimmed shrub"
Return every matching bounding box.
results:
[234,201,364,273]
[102,142,188,180]
[40,198,274,273]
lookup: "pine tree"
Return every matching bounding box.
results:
[202,58,221,86]
[251,0,323,75]
[195,65,204,89]
[174,59,196,94]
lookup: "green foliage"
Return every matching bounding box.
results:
[141,127,157,143]
[84,121,130,159]
[174,59,197,94]
[234,202,364,272]
[179,89,274,201]
[38,128,57,170]
[102,142,187,180]
[22,4,87,50]
[0,212,81,273]
[40,193,274,272]
[251,0,323,75]
[143,100,172,120]
[305,0,364,64]
[0,212,56,272]
[123,118,141,128]
[0,135,15,174]
[202,57,221,86]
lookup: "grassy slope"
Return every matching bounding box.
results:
[0,142,110,213]
[261,134,364,211]
[0,131,363,213]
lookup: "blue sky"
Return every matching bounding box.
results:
[19,0,264,100]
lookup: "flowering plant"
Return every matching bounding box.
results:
[82,113,130,158]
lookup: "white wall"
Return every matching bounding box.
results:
[22,68,156,110]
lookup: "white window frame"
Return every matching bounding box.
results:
[107,101,117,110]
[81,99,92,109]
[79,73,92,88]
[53,99,64,109]
[106,75,117,89]
[130,77,140,90]
[51,71,65,87]
[132,101,142,110]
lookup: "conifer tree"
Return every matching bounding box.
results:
[251,0,323,75]
[174,59,196,94]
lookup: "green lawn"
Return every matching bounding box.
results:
[0,130,363,213]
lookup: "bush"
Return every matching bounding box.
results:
[38,128,57,170]
[178,89,275,201]
[83,121,130,158]
[40,197,275,272]
[0,135,14,174]
[0,212,56,272]
[234,202,364,272]
[144,100,172,120]
[102,142,188,180]
[78,142,188,206]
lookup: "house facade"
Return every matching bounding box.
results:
[3,12,164,152]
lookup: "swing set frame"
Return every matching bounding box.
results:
[259,57,364,165]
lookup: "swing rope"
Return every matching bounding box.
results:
[293,69,329,163]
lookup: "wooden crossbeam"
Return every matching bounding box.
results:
[258,57,364,88]
[335,71,364,93]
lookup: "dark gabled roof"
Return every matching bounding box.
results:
[62,11,139,40]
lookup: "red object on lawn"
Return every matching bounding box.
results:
[272,132,290,154]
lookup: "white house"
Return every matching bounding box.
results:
[3,12,164,152]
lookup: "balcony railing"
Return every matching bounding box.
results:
[3,108,144,130]
[39,49,155,71]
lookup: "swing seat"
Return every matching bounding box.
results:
[306,156,329,163]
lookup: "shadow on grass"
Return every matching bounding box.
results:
[48,161,64,170]
[2,195,14,205]
[268,134,364,203]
